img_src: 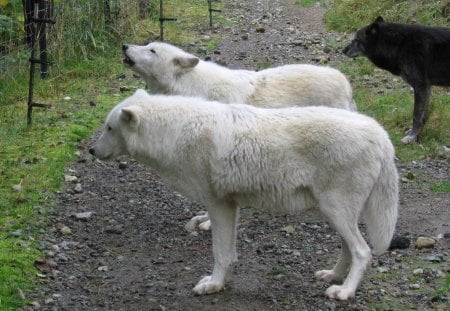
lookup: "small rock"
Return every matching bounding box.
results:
[60,226,72,235]
[118,162,128,170]
[425,254,444,263]
[104,225,123,234]
[281,225,295,234]
[389,234,411,250]
[255,25,265,33]
[74,183,83,193]
[17,288,26,300]
[409,283,420,289]
[413,268,424,275]
[98,265,109,271]
[64,175,78,182]
[377,267,389,273]
[10,229,22,237]
[439,145,450,158]
[75,211,93,220]
[415,236,436,249]
[12,183,22,192]
[285,27,295,34]
[51,244,60,252]
[45,297,54,305]
[30,301,41,308]
[63,96,71,101]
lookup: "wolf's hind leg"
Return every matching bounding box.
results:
[402,84,431,144]
[315,237,351,283]
[318,195,371,300]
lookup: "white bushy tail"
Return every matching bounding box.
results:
[364,157,399,255]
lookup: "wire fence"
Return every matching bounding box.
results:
[0,0,222,123]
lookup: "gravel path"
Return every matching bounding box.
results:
[25,1,449,310]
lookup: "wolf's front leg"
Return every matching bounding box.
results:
[193,202,239,295]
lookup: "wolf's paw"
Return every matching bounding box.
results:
[184,212,210,232]
[401,133,417,144]
[193,276,225,295]
[315,269,342,283]
[198,219,211,231]
[325,285,355,300]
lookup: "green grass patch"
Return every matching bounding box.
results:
[0,54,130,309]
[267,267,287,276]
[0,1,229,308]
[324,0,450,32]
[430,181,450,193]
[368,254,449,310]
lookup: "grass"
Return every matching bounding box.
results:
[0,1,226,309]
[323,0,450,32]
[0,54,131,309]
[369,254,449,310]
[430,181,450,193]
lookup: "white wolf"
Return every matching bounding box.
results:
[122,41,356,110]
[90,90,398,300]
[123,41,357,229]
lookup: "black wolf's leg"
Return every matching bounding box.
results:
[402,84,431,144]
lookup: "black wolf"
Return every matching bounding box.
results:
[343,16,450,143]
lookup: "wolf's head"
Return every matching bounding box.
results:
[89,89,148,161]
[343,16,384,58]
[122,42,199,91]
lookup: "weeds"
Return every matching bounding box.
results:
[0,1,225,309]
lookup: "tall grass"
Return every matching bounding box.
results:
[324,0,450,31]
[0,0,225,309]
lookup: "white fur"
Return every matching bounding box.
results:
[124,41,358,229]
[123,41,356,110]
[90,90,399,300]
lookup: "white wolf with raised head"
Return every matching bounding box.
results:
[122,42,356,110]
[123,41,357,229]
[90,89,398,301]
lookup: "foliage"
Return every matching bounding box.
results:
[324,0,450,32]
[0,0,226,309]
[0,0,24,52]
[430,181,450,193]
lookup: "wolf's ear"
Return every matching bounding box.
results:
[366,22,379,36]
[173,56,200,69]
[121,106,141,131]
[374,16,384,23]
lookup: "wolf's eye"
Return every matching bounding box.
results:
[150,49,156,54]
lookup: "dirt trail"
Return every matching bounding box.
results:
[25,1,449,310]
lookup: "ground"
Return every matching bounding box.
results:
[26,1,449,310]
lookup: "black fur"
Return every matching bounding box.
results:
[344,16,450,143]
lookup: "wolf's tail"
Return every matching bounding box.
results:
[364,152,399,255]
